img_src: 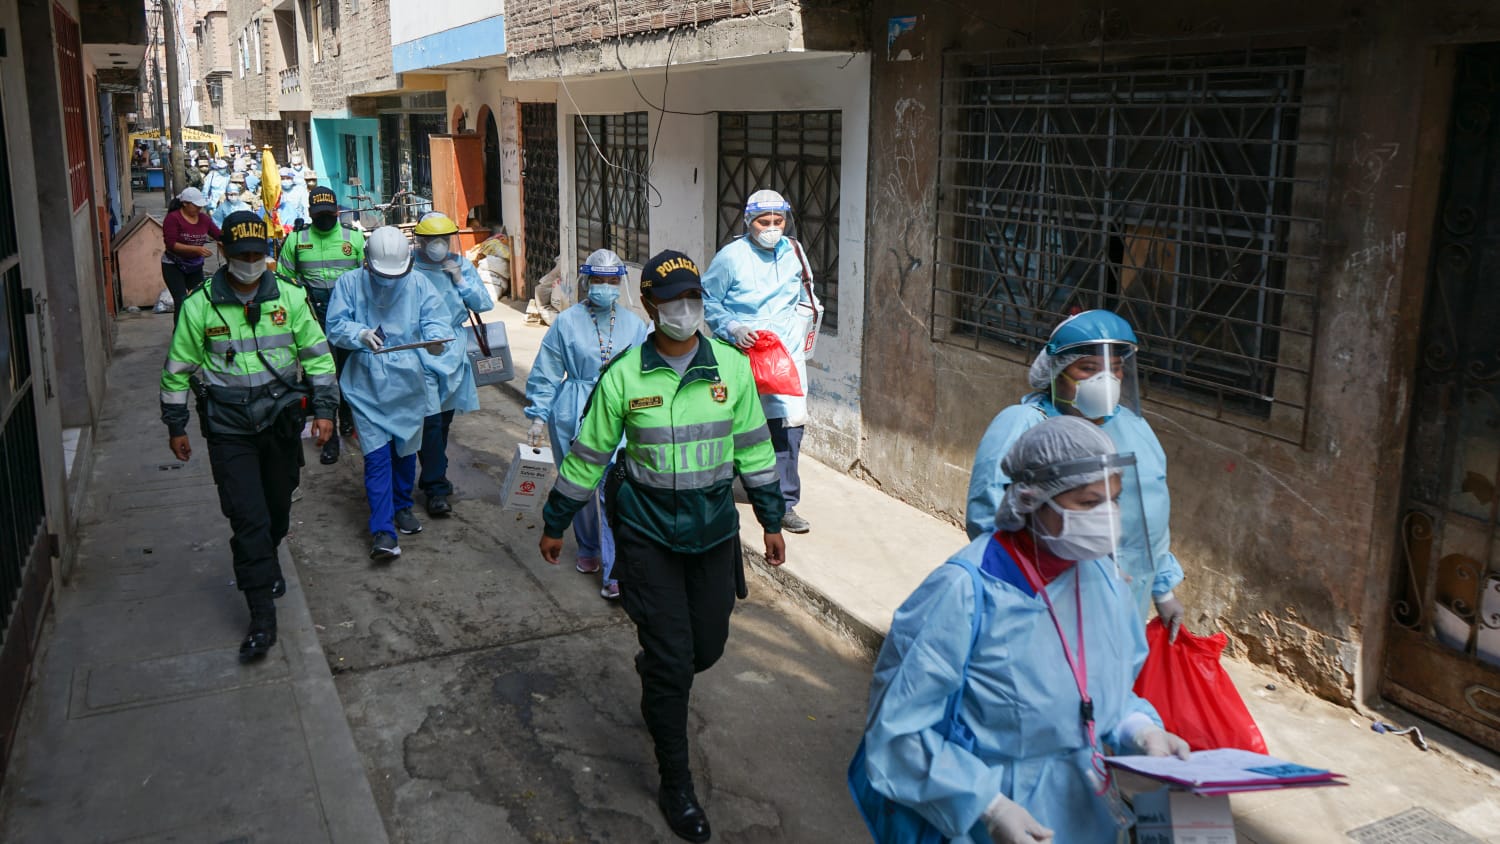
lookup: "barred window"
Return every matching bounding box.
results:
[717,111,841,332]
[574,112,649,265]
[933,45,1334,441]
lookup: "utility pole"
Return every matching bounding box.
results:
[162,0,185,198]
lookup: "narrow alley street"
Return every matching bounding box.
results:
[282,304,874,843]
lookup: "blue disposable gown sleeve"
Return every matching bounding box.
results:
[325,272,371,351]
[523,320,569,423]
[414,277,451,342]
[1100,598,1165,750]
[862,565,1005,838]
[454,262,494,314]
[965,402,1049,540]
[700,243,743,342]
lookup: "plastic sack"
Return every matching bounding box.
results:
[153,287,175,314]
[1133,618,1269,753]
[747,333,804,396]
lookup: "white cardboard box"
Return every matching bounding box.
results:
[501,444,555,513]
[1134,789,1236,844]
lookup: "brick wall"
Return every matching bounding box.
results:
[225,0,280,121]
[505,0,784,56]
[308,0,395,113]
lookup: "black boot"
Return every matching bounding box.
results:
[657,780,711,843]
[239,587,277,663]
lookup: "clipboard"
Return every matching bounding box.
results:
[373,337,456,354]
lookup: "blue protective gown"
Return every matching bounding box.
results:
[202,170,232,207]
[966,394,1185,614]
[412,257,496,414]
[862,536,1160,843]
[326,268,449,457]
[211,199,251,227]
[523,300,649,459]
[275,187,309,231]
[244,170,260,195]
[701,235,818,424]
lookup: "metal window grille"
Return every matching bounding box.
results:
[574,113,650,266]
[53,4,89,211]
[717,111,842,332]
[409,113,446,199]
[933,44,1335,441]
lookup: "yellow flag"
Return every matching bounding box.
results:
[260,146,282,238]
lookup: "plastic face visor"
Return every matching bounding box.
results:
[580,264,627,277]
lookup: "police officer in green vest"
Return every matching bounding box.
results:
[161,211,340,662]
[275,185,364,465]
[539,250,787,843]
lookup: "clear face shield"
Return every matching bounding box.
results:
[743,204,794,250]
[1021,452,1155,612]
[1049,341,1141,421]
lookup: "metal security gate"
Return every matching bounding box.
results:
[520,102,560,295]
[1384,43,1500,753]
[0,78,51,781]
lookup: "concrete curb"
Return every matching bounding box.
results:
[741,544,886,660]
[279,536,391,843]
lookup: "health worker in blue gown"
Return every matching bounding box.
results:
[327,226,451,563]
[410,212,495,519]
[860,416,1191,844]
[701,189,821,535]
[966,310,1188,637]
[524,249,649,600]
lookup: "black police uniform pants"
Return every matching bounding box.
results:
[614,522,738,788]
[206,427,300,592]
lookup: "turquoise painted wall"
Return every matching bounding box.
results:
[310,117,383,215]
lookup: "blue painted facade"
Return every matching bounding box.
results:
[391,14,506,73]
[310,115,383,217]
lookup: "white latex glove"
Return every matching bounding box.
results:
[982,793,1054,844]
[730,323,759,349]
[441,258,465,284]
[1138,728,1192,760]
[357,328,383,351]
[527,419,546,447]
[1154,592,1186,643]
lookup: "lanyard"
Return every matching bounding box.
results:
[1010,544,1111,793]
[589,302,617,364]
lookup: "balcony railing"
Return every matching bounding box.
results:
[279,65,300,93]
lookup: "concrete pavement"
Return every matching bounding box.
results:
[0,314,387,843]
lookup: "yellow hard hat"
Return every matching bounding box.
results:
[413,212,459,236]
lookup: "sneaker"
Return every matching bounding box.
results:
[290,485,304,503]
[370,531,401,562]
[575,556,602,574]
[781,508,811,534]
[319,437,340,465]
[394,508,422,535]
[600,581,620,600]
[425,494,452,518]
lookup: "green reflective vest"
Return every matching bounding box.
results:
[275,223,365,291]
[542,335,784,553]
[160,270,339,437]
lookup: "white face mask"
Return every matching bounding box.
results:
[1038,500,1120,561]
[229,257,266,282]
[422,239,449,261]
[1066,372,1122,419]
[754,227,783,249]
[281,180,295,190]
[654,298,703,341]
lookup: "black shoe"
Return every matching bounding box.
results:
[319,437,340,465]
[240,589,277,662]
[657,784,711,843]
[270,578,286,598]
[370,531,401,562]
[338,418,355,437]
[425,494,452,518]
[394,508,422,535]
[781,508,811,534]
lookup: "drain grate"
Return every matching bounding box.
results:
[1347,808,1483,843]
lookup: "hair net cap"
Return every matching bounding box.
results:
[743,189,790,226]
[279,167,295,178]
[994,416,1117,531]
[581,248,627,276]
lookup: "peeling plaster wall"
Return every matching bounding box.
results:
[862,0,1500,704]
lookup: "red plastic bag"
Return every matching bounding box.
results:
[1133,618,1269,753]
[746,333,804,396]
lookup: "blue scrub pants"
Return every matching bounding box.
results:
[365,441,416,537]
[572,467,617,586]
[418,410,455,498]
[766,418,803,510]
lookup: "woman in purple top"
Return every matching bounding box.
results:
[161,187,221,324]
